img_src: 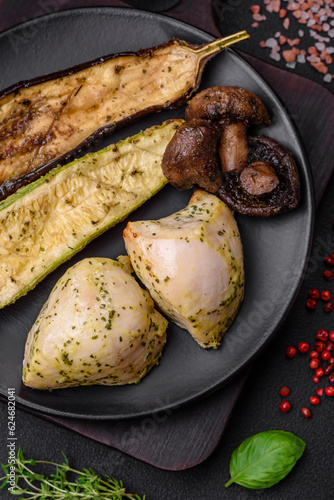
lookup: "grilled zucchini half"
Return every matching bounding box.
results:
[0,119,183,308]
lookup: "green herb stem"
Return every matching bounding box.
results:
[0,448,144,499]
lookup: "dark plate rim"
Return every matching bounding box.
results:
[0,6,315,419]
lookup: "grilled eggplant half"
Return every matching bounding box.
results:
[0,32,249,200]
[0,119,182,309]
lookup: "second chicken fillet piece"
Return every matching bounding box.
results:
[123,190,244,349]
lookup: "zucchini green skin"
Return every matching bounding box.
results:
[0,119,183,309]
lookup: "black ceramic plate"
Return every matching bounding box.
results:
[0,7,314,419]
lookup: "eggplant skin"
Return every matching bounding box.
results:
[0,38,225,200]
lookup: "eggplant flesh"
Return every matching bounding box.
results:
[0,32,249,200]
[0,119,182,309]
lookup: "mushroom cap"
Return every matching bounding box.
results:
[185,86,270,126]
[161,118,223,192]
[218,135,300,217]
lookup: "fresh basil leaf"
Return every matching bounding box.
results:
[225,430,306,489]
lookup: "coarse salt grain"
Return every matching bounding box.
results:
[250,5,261,14]
[323,73,332,82]
[266,37,278,47]
[270,51,281,61]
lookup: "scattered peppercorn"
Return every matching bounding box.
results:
[316,388,324,397]
[321,290,331,301]
[315,367,325,378]
[306,298,317,310]
[301,407,312,419]
[310,396,320,405]
[280,401,291,413]
[325,386,334,397]
[323,270,333,281]
[309,289,320,300]
[325,341,334,351]
[315,342,326,352]
[321,350,331,361]
[329,331,334,342]
[316,329,328,341]
[279,385,290,397]
[298,342,310,353]
[309,350,319,359]
[324,302,333,312]
[309,359,320,369]
[324,364,333,375]
[285,346,297,358]
[324,256,334,267]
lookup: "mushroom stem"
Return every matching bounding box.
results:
[239,161,279,196]
[219,122,249,172]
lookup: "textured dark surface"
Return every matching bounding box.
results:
[1,1,334,499]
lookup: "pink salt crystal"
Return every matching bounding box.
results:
[272,0,281,13]
[282,49,297,62]
[323,73,332,83]
[283,17,290,29]
[270,51,281,61]
[307,55,321,62]
[250,5,261,14]
[287,2,299,11]
[288,38,301,46]
[265,37,278,48]
[252,22,259,27]
[300,11,309,20]
[310,61,328,74]
[323,23,330,31]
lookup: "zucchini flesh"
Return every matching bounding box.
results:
[0,119,183,309]
[0,32,249,199]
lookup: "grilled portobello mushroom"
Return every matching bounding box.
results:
[218,135,300,217]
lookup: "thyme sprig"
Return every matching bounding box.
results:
[0,448,144,499]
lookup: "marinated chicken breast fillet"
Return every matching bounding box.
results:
[22,257,168,389]
[123,190,244,348]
